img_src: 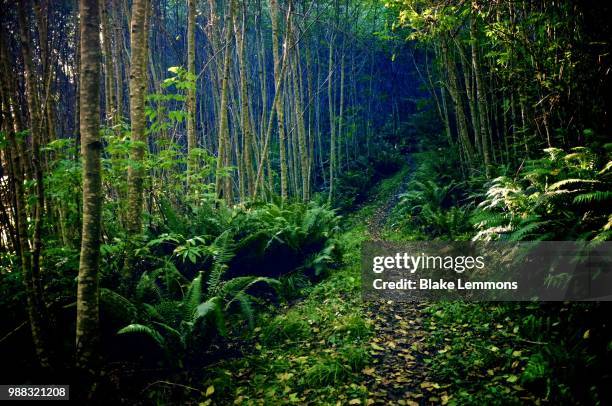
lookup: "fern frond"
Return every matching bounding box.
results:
[100,288,137,323]
[548,178,601,191]
[598,161,612,175]
[117,323,165,348]
[182,273,203,320]
[509,220,550,241]
[573,191,612,204]
[195,297,226,336]
[152,321,185,348]
[233,291,255,328]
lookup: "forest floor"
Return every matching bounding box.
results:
[361,159,449,405]
[199,164,542,405]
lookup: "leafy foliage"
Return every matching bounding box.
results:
[473,147,612,241]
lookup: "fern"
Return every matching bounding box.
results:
[100,288,137,324]
[548,178,601,191]
[573,191,612,204]
[232,291,255,328]
[152,321,185,349]
[135,271,162,302]
[182,273,203,320]
[118,323,165,348]
[195,297,226,336]
[207,230,235,294]
[509,219,550,241]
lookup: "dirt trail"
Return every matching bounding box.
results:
[362,161,444,405]
[366,159,413,241]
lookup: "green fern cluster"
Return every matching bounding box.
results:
[473,146,612,241]
[396,178,473,240]
[98,200,340,366]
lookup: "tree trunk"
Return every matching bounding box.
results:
[470,9,492,177]
[76,0,102,382]
[441,38,474,163]
[186,0,197,186]
[327,36,335,203]
[269,0,288,201]
[214,1,234,204]
[233,0,255,198]
[100,1,116,123]
[16,2,52,371]
[126,0,149,234]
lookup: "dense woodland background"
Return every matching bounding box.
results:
[0,0,611,404]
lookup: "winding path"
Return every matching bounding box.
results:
[362,161,446,405]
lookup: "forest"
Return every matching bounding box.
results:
[0,0,610,404]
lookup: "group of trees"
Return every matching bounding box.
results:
[387,0,611,177]
[0,0,417,389]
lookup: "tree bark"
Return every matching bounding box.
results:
[16,2,52,371]
[76,0,102,381]
[186,0,197,186]
[126,0,150,234]
[214,1,234,204]
[233,0,255,198]
[470,7,492,177]
[270,0,288,201]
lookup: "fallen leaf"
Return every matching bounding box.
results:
[371,343,384,351]
[362,367,376,376]
[506,375,519,383]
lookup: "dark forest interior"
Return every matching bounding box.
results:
[0,0,611,404]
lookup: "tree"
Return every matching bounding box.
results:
[186,0,197,185]
[270,0,289,201]
[126,0,150,234]
[75,0,102,378]
[214,0,234,203]
[15,1,52,371]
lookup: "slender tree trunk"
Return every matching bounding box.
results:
[111,0,125,119]
[441,38,474,163]
[253,4,291,199]
[269,0,289,201]
[16,3,52,370]
[292,44,309,201]
[233,0,255,198]
[327,35,335,203]
[470,9,492,177]
[100,1,115,123]
[126,0,149,234]
[186,0,197,186]
[76,0,102,381]
[215,1,234,204]
[337,49,345,176]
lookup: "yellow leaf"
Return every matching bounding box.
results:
[362,367,376,376]
[348,399,361,405]
[506,375,519,383]
[371,343,384,351]
[277,372,294,381]
[583,329,590,339]
[205,385,215,397]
